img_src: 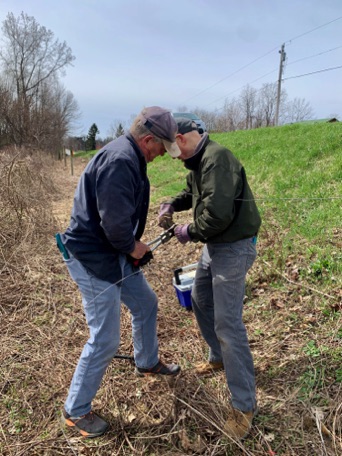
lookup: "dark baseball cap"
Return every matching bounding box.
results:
[138,106,181,157]
[176,118,199,135]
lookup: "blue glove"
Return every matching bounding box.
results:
[174,224,191,244]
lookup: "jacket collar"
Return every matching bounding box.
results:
[126,133,147,175]
[184,133,210,170]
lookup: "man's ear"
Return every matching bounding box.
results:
[176,134,185,145]
[137,134,154,155]
[141,134,154,146]
[140,135,153,147]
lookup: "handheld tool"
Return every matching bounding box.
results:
[126,224,176,268]
[113,354,135,364]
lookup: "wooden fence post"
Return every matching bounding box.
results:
[70,149,74,176]
[64,148,73,175]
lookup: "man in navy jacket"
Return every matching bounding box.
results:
[58,107,181,438]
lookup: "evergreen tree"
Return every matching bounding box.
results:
[85,123,99,150]
[115,123,125,138]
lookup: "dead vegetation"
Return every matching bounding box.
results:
[0,152,341,455]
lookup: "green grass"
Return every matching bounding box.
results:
[74,149,97,158]
[75,123,342,282]
[148,123,342,281]
[149,123,341,221]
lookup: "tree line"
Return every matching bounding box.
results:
[185,83,314,133]
[0,12,316,156]
[83,85,315,149]
[0,12,79,155]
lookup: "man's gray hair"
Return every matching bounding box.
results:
[130,115,150,139]
[130,110,162,142]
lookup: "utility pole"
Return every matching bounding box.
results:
[275,43,286,126]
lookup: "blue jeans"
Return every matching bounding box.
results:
[191,238,257,412]
[63,253,159,417]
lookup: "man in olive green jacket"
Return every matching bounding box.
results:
[159,118,261,440]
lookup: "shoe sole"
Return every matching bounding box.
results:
[61,414,109,438]
[195,365,224,375]
[135,369,181,378]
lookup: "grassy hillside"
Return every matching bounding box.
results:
[149,122,342,282]
[150,123,341,230]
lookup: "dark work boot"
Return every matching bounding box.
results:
[62,409,109,438]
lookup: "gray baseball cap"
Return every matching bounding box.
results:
[138,106,181,157]
[176,118,199,135]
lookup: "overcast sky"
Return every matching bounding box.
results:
[0,0,341,137]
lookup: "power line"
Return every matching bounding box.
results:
[210,42,341,113]
[182,15,342,107]
[286,45,342,67]
[283,65,342,81]
[238,197,342,201]
[205,68,278,109]
[182,47,278,104]
[285,15,342,44]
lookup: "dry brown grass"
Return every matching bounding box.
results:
[0,152,341,455]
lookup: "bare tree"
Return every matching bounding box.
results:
[31,80,79,153]
[239,85,257,129]
[108,119,127,139]
[0,12,75,97]
[258,83,278,127]
[176,105,189,113]
[193,108,217,132]
[282,97,314,124]
[219,98,243,131]
[0,12,76,149]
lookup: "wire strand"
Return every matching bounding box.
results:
[206,68,278,109]
[80,268,143,307]
[285,16,342,44]
[182,47,279,104]
[181,15,342,107]
[283,65,342,81]
[237,197,341,201]
[286,45,342,67]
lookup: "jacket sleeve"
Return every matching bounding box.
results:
[96,156,138,254]
[168,173,193,211]
[188,159,242,241]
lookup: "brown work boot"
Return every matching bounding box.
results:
[194,361,224,374]
[223,408,255,440]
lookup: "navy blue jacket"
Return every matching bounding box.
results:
[61,133,150,283]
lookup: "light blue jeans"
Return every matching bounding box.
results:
[191,238,257,412]
[63,253,159,417]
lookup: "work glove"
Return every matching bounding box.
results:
[174,224,191,244]
[126,251,153,268]
[158,203,174,229]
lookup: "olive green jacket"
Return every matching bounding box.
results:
[169,137,261,243]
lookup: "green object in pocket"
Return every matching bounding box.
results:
[55,233,70,260]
